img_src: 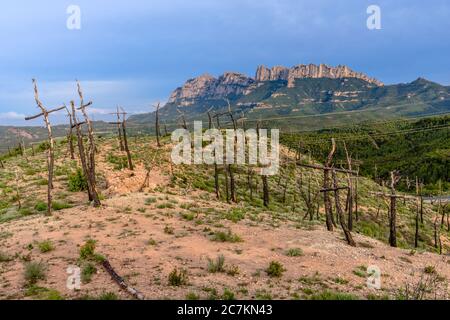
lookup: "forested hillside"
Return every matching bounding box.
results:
[281,115,450,194]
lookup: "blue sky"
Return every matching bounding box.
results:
[1,0,449,125]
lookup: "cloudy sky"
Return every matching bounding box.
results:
[0,0,449,125]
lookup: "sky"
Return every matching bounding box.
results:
[0,0,449,126]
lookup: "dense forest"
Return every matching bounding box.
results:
[281,115,450,195]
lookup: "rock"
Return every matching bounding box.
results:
[256,63,383,88]
[168,72,255,105]
[168,64,382,105]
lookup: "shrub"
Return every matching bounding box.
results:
[98,292,118,300]
[36,141,50,152]
[145,197,157,205]
[79,239,96,260]
[207,255,225,273]
[24,262,46,284]
[38,240,54,253]
[222,288,235,300]
[309,291,359,300]
[25,285,64,300]
[226,265,240,276]
[186,292,200,300]
[168,268,188,286]
[164,225,174,235]
[266,261,285,278]
[52,201,72,211]
[81,263,97,284]
[285,248,303,257]
[424,266,436,274]
[35,201,47,212]
[211,230,242,243]
[68,168,88,192]
[0,252,12,262]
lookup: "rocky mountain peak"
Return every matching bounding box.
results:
[168,63,383,106]
[256,63,383,87]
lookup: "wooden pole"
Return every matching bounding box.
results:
[116,106,125,151]
[155,102,161,147]
[24,80,65,216]
[332,169,356,246]
[121,111,134,171]
[323,139,336,231]
[65,107,75,160]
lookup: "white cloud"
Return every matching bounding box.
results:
[0,111,26,119]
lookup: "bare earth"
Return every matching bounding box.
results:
[0,141,449,300]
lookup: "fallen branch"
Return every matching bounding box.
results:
[102,259,145,300]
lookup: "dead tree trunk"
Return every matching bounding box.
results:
[77,82,96,185]
[343,142,354,230]
[247,168,254,200]
[414,177,421,248]
[262,175,270,207]
[388,171,401,248]
[256,120,270,207]
[209,112,220,199]
[226,100,237,203]
[71,101,94,202]
[14,169,22,209]
[116,106,125,151]
[229,165,237,203]
[155,102,161,147]
[25,79,65,216]
[121,114,134,171]
[76,83,101,207]
[323,139,337,231]
[332,170,356,246]
[224,164,230,202]
[65,107,75,160]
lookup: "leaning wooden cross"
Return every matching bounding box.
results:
[108,108,133,171]
[25,79,65,215]
[70,100,101,207]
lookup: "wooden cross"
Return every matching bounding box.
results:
[109,108,133,170]
[25,79,65,215]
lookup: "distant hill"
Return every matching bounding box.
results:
[129,64,450,130]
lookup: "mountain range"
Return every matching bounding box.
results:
[1,63,450,152]
[130,63,450,129]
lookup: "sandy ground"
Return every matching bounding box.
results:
[1,140,449,300]
[1,189,449,300]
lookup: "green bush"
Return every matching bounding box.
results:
[81,263,97,283]
[266,261,285,278]
[222,288,235,300]
[168,268,188,286]
[285,248,303,257]
[79,239,96,260]
[211,230,242,243]
[34,201,47,212]
[68,168,88,192]
[52,201,72,211]
[38,240,54,253]
[36,141,50,153]
[24,262,46,284]
[207,255,225,273]
[309,291,359,300]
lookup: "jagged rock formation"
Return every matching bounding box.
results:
[256,64,383,87]
[168,72,254,106]
[168,64,383,105]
